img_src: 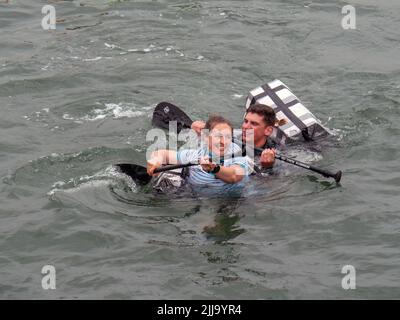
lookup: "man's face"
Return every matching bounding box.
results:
[207,123,232,157]
[241,112,273,144]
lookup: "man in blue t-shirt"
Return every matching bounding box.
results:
[147,115,252,194]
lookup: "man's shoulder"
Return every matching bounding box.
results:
[230,142,242,154]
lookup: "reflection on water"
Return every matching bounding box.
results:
[203,212,245,244]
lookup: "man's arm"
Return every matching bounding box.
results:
[200,157,245,184]
[215,165,246,184]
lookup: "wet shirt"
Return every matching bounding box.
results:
[176,143,251,192]
[240,138,277,157]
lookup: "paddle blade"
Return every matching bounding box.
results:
[152,102,193,133]
[334,170,342,183]
[115,163,152,186]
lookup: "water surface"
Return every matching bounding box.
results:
[0,0,399,299]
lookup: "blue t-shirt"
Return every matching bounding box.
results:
[176,143,251,194]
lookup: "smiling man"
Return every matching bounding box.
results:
[191,104,285,168]
[147,115,251,195]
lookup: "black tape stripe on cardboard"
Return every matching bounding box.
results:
[263,84,311,141]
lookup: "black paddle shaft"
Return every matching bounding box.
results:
[274,153,342,183]
[249,145,342,182]
[154,162,197,173]
[236,142,342,183]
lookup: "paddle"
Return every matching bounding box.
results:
[152,101,193,133]
[152,102,342,183]
[115,163,197,186]
[270,153,342,183]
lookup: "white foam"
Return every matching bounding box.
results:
[232,94,243,99]
[127,44,157,53]
[104,42,117,49]
[176,50,184,57]
[48,165,138,196]
[62,102,152,122]
[62,113,74,120]
[83,57,102,62]
[48,179,113,196]
[104,103,144,118]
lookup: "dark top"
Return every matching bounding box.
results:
[241,138,277,157]
[240,138,279,174]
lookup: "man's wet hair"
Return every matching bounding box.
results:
[246,103,286,126]
[205,114,233,132]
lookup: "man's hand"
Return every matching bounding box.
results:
[260,149,276,168]
[199,156,216,173]
[191,120,205,135]
[147,155,163,176]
